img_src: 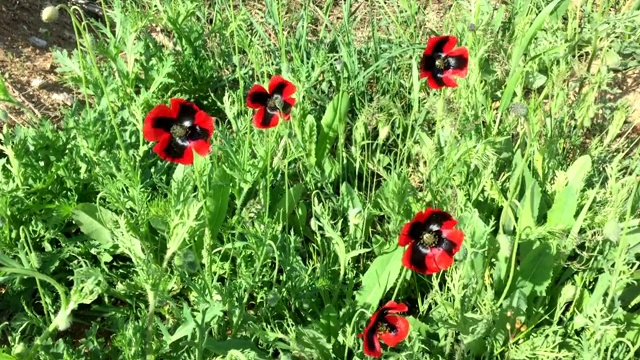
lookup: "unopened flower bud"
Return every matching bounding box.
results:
[41,6,60,23]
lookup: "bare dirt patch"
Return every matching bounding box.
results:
[0,0,78,125]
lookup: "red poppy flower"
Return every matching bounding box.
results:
[246,75,297,129]
[419,35,469,89]
[398,208,465,275]
[358,301,410,358]
[143,98,214,165]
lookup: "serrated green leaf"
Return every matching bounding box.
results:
[68,267,105,314]
[72,203,117,248]
[169,303,196,345]
[355,247,404,309]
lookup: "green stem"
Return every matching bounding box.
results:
[391,266,409,301]
[144,286,157,360]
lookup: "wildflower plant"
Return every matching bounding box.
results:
[0,1,638,360]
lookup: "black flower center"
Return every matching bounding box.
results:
[375,316,398,335]
[170,123,188,139]
[267,95,284,113]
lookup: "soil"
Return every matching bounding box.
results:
[0,0,78,125]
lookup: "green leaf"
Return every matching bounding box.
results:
[204,338,264,357]
[72,203,117,248]
[318,304,339,340]
[584,272,611,314]
[498,0,570,120]
[546,155,591,229]
[315,90,350,165]
[273,183,304,224]
[70,267,106,305]
[169,303,196,345]
[565,155,592,191]
[493,234,513,290]
[517,176,542,232]
[515,241,554,298]
[546,185,579,229]
[355,247,404,309]
[0,354,17,360]
[294,327,334,359]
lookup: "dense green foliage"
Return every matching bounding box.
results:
[1,0,639,359]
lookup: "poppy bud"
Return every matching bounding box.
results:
[41,5,60,23]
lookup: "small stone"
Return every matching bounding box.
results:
[31,78,45,88]
[28,36,48,48]
[51,93,73,105]
[468,23,477,31]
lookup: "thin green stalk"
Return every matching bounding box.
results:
[144,286,157,360]
[391,266,409,301]
[65,5,128,159]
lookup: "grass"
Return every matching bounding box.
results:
[1,0,640,358]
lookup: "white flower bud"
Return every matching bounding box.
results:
[41,6,60,23]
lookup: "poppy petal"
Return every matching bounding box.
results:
[440,74,459,88]
[143,104,175,141]
[403,243,429,274]
[269,75,297,99]
[193,110,215,136]
[170,98,199,113]
[431,247,455,272]
[424,251,441,274]
[252,107,279,129]
[190,139,211,157]
[446,47,469,77]
[425,210,454,230]
[424,36,456,56]
[426,73,445,90]
[281,97,295,116]
[381,301,408,313]
[398,230,413,246]
[379,315,410,347]
[362,327,383,358]
[441,219,459,230]
[152,135,194,165]
[411,209,431,224]
[247,84,270,109]
[442,228,465,249]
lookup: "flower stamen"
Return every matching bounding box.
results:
[420,232,437,247]
[170,124,188,139]
[267,95,284,113]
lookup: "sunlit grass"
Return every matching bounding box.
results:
[1,0,639,359]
